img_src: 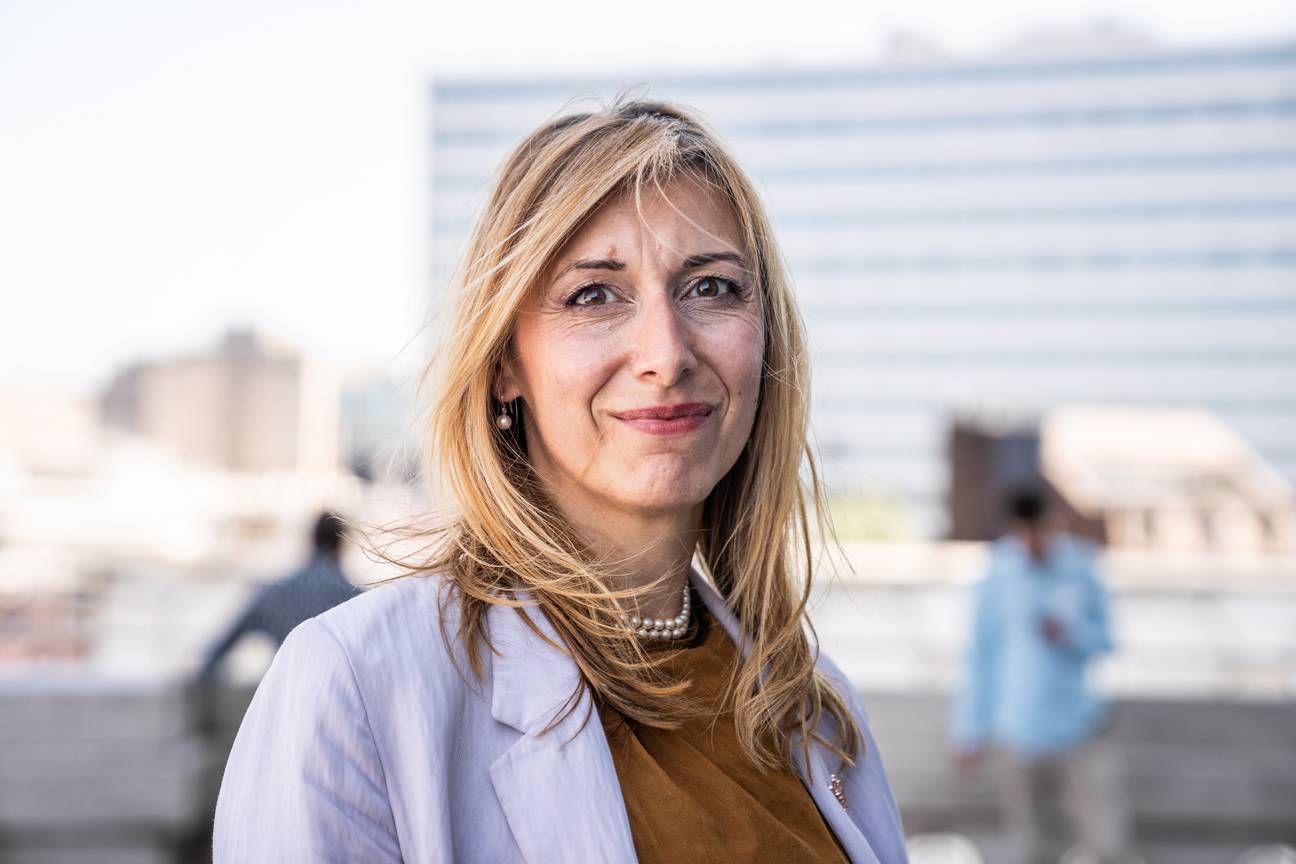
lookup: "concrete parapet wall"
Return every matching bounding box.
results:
[0,676,246,863]
[0,679,1291,861]
[863,689,1296,848]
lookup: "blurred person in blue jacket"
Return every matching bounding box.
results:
[197,510,360,682]
[951,487,1138,864]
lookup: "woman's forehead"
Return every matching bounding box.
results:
[550,177,749,275]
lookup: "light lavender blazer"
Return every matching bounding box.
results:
[213,568,909,862]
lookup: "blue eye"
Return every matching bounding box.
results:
[569,285,612,306]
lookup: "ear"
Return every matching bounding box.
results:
[492,355,522,404]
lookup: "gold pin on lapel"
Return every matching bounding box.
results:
[829,772,848,810]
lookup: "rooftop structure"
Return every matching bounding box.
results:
[101,328,341,474]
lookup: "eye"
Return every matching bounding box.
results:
[688,276,738,299]
[568,284,613,307]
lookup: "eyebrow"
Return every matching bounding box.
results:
[559,257,626,275]
[556,250,750,277]
[681,251,750,271]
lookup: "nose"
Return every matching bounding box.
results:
[628,291,697,386]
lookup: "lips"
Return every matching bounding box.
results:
[611,402,714,436]
[612,402,713,421]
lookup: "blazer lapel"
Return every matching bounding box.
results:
[690,569,882,864]
[794,735,884,864]
[486,598,638,864]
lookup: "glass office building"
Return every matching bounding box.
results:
[430,41,1296,536]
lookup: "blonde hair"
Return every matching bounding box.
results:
[381,98,859,770]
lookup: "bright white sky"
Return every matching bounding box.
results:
[2,0,1292,392]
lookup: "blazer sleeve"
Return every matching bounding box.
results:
[819,654,910,864]
[212,617,403,863]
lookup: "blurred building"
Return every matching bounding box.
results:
[340,370,420,484]
[0,388,100,477]
[0,330,377,669]
[430,36,1296,536]
[1044,405,1296,552]
[949,406,1296,553]
[102,328,341,473]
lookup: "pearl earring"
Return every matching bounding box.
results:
[495,412,513,430]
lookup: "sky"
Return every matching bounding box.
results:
[2,0,1292,393]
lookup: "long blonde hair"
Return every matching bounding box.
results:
[383,98,859,770]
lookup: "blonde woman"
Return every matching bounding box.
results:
[213,100,909,863]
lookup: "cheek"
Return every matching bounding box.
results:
[518,328,615,422]
[714,320,765,411]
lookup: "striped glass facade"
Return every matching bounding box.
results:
[430,43,1296,536]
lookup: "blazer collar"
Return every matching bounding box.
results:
[485,569,739,735]
[486,570,737,732]
[486,597,580,734]
[690,569,882,864]
[486,595,638,864]
[484,568,880,864]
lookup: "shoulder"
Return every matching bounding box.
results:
[243,573,484,747]
[215,589,434,861]
[814,650,861,716]
[215,574,482,855]
[299,573,478,695]
[1057,531,1099,555]
[987,536,1021,569]
[215,578,486,758]
[313,572,456,644]
[812,647,880,757]
[1056,533,1102,574]
[813,647,910,860]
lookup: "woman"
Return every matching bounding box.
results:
[213,99,908,863]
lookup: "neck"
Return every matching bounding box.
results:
[589,515,700,620]
[544,489,701,621]
[1013,524,1051,564]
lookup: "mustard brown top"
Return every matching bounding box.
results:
[597,602,849,863]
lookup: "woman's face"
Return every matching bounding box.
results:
[498,176,764,526]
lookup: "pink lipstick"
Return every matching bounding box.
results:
[612,402,713,435]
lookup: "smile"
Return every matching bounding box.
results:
[611,402,714,436]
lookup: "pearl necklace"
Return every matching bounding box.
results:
[620,586,692,641]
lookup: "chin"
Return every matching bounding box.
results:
[611,476,714,516]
